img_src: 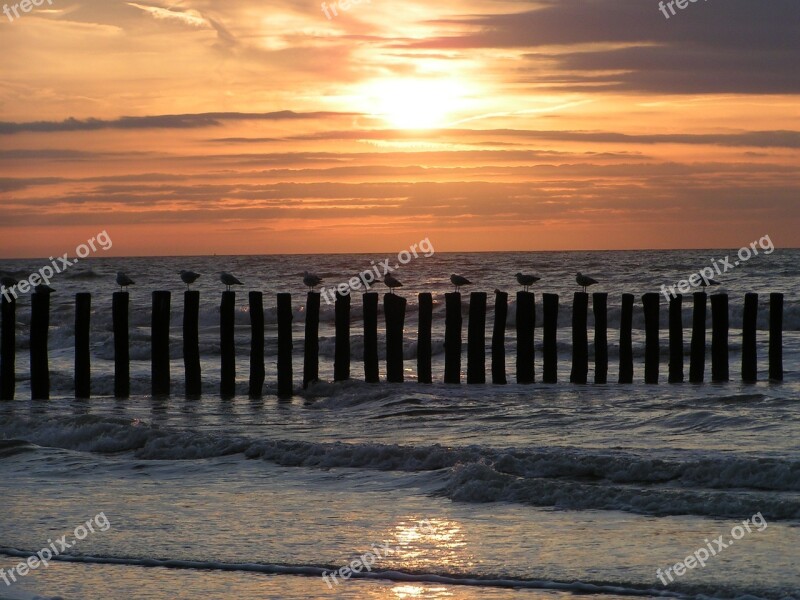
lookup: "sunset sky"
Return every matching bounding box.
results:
[1,0,798,257]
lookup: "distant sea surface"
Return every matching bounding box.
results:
[1,250,798,600]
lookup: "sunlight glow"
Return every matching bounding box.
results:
[360,78,470,130]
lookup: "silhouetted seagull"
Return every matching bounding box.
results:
[576,272,598,293]
[219,272,243,292]
[701,278,721,291]
[116,271,135,291]
[179,270,201,290]
[303,271,323,291]
[34,284,55,295]
[384,274,403,293]
[450,274,471,292]
[515,273,541,292]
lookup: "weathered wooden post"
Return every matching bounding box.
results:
[741,293,758,383]
[516,291,535,384]
[220,290,236,398]
[467,292,487,384]
[303,291,320,389]
[542,293,558,383]
[689,292,706,383]
[151,291,171,397]
[417,293,433,384]
[668,294,684,383]
[642,293,660,384]
[183,291,201,397]
[0,295,14,400]
[710,293,729,382]
[334,291,351,382]
[249,291,265,397]
[113,291,130,398]
[491,290,508,384]
[384,293,406,383]
[75,293,91,399]
[30,291,50,400]
[363,292,379,383]
[444,292,462,384]
[618,293,634,384]
[276,293,293,398]
[570,292,588,384]
[593,293,608,384]
[769,292,783,381]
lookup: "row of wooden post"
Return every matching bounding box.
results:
[0,290,785,400]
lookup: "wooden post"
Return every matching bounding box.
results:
[516,291,535,384]
[542,293,558,383]
[710,293,729,382]
[363,292,379,383]
[276,293,293,398]
[334,291,351,381]
[618,293,634,384]
[741,293,758,383]
[668,294,684,383]
[303,291,320,389]
[384,293,406,383]
[444,292,462,384]
[220,290,236,398]
[642,293,660,384]
[593,293,608,384]
[0,295,14,400]
[491,290,508,384]
[570,292,588,384]
[30,292,50,400]
[112,291,130,398]
[417,293,433,384]
[769,292,783,381]
[74,293,91,399]
[249,291,265,397]
[151,291,171,397]
[183,291,201,397]
[689,292,706,383]
[467,292,487,384]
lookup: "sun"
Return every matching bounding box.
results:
[360,78,469,130]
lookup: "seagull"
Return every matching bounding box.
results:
[700,278,721,291]
[450,274,471,292]
[179,270,201,290]
[116,271,135,291]
[219,272,243,292]
[1,276,18,289]
[384,274,403,293]
[576,272,598,293]
[303,271,323,291]
[515,273,541,292]
[34,284,55,295]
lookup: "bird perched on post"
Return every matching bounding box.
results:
[1,276,18,289]
[303,271,323,291]
[515,273,541,292]
[576,272,598,293]
[34,284,55,295]
[116,271,135,291]
[450,274,471,292]
[219,272,243,292]
[179,270,201,290]
[384,274,403,293]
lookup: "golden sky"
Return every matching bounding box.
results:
[1,0,798,257]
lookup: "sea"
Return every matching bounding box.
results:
[0,249,797,600]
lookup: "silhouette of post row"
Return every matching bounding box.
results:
[0,290,786,401]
